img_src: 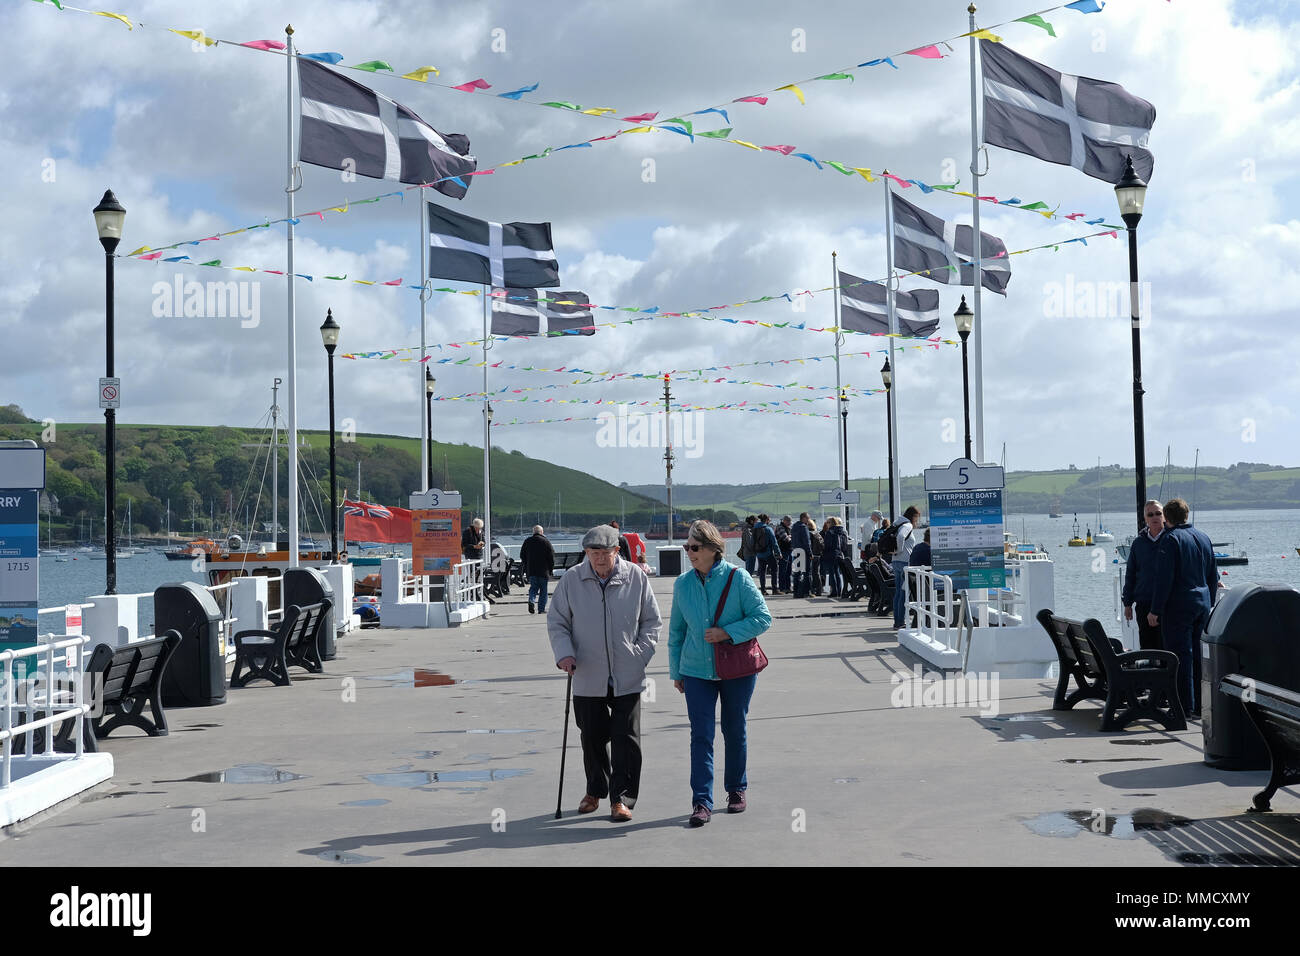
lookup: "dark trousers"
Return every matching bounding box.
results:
[1134,601,1161,651]
[756,555,779,592]
[1161,612,1207,715]
[778,554,791,591]
[572,690,642,806]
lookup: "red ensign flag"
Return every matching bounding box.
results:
[343,500,413,544]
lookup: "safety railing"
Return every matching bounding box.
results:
[1,636,92,789]
[905,567,957,642]
[903,564,1030,660]
[444,559,485,615]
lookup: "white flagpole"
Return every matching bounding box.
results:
[419,195,429,489]
[285,24,300,567]
[968,3,985,464]
[482,289,492,567]
[883,175,900,520]
[832,251,846,528]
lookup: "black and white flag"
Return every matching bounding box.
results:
[891,193,1011,296]
[838,271,940,337]
[298,59,477,198]
[981,39,1155,184]
[490,290,595,336]
[428,203,559,288]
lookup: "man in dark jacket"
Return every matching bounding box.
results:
[519,524,556,614]
[776,516,794,593]
[740,516,756,574]
[752,514,780,595]
[1149,498,1219,717]
[1122,500,1167,650]
[791,513,812,598]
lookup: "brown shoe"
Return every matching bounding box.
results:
[577,795,600,814]
[610,802,632,822]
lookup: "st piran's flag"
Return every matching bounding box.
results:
[298,58,477,198]
[428,203,559,288]
[838,271,940,337]
[490,290,595,336]
[891,192,1011,296]
[980,39,1155,184]
[343,500,413,544]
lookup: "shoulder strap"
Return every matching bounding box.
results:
[713,568,737,626]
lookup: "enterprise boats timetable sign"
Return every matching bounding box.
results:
[924,459,1006,591]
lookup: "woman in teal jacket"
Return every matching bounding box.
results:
[670,519,772,827]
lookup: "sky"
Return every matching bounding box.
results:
[2,0,1298,495]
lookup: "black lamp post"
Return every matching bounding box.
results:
[881,358,894,520]
[319,309,340,560]
[425,368,436,489]
[93,189,125,594]
[954,295,974,461]
[839,390,850,491]
[1115,155,1149,533]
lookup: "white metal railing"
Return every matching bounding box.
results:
[1,636,92,789]
[445,560,485,614]
[905,567,957,640]
[904,564,1030,659]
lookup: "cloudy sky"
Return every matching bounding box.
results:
[2,0,1297,493]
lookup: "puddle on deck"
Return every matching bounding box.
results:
[421,728,541,735]
[1058,757,1160,764]
[1024,808,1195,840]
[318,850,381,864]
[360,668,460,688]
[340,799,391,807]
[1110,738,1176,746]
[363,768,533,787]
[158,764,309,784]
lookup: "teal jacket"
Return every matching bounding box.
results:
[669,558,772,681]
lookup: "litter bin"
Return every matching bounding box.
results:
[283,567,336,661]
[1202,583,1300,770]
[657,546,683,577]
[156,581,226,706]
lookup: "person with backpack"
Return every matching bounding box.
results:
[820,517,848,598]
[751,514,780,595]
[739,516,756,575]
[791,512,812,598]
[884,506,920,627]
[805,514,824,597]
[775,516,794,594]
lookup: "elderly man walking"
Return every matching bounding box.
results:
[548,525,662,821]
[519,525,556,614]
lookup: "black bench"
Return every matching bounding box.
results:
[1220,675,1300,812]
[865,562,894,615]
[231,600,330,688]
[22,632,181,752]
[1035,609,1186,732]
[554,551,584,574]
[837,556,869,602]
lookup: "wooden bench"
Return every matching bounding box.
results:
[554,551,584,574]
[231,600,330,688]
[1036,609,1186,732]
[23,632,180,752]
[1220,675,1300,812]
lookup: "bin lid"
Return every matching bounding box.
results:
[1204,583,1300,647]
[153,580,222,618]
[284,566,334,601]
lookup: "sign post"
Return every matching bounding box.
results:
[409,489,463,577]
[924,459,1005,593]
[0,442,45,679]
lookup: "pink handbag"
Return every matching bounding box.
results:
[711,568,769,680]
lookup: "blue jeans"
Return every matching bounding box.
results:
[528,574,549,612]
[683,674,757,810]
[892,559,909,626]
[821,557,843,596]
[744,555,756,575]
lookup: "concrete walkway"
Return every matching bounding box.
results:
[2,577,1295,866]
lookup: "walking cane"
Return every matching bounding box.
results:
[555,670,573,819]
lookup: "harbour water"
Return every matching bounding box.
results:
[35,508,1298,637]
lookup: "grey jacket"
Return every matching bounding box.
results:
[547,556,661,697]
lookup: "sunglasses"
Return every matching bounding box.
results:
[1144,512,1162,518]
[687,544,710,552]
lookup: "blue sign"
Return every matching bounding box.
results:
[928,486,1006,591]
[0,451,43,679]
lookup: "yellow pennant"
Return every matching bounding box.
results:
[959,29,1002,42]
[126,246,150,256]
[402,66,440,82]
[580,107,616,116]
[776,83,806,105]
[731,140,761,150]
[93,10,132,29]
[170,29,217,46]
[853,167,875,182]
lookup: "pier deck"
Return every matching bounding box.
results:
[2,576,1294,867]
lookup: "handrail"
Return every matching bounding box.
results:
[1,637,92,789]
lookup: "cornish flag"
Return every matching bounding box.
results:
[343,499,411,544]
[892,193,1011,296]
[838,271,939,337]
[980,39,1155,184]
[490,290,596,336]
[428,203,560,288]
[298,59,477,198]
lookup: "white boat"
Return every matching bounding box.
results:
[1092,457,1114,542]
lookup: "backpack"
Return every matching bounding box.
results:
[755,524,777,557]
[877,522,901,559]
[809,530,824,556]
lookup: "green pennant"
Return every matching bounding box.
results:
[200,259,221,267]
[326,274,347,280]
[698,127,733,138]
[1020,201,1050,211]
[825,161,855,176]
[542,101,581,111]
[351,60,394,72]
[1015,14,1056,37]
[815,72,854,82]
[932,183,959,191]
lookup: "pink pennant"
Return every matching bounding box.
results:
[383,278,402,286]
[201,235,220,242]
[265,270,284,275]
[904,45,943,58]
[465,169,495,177]
[621,112,658,123]
[1066,212,1085,220]
[241,39,286,50]
[137,252,163,260]
[882,173,911,187]
[452,78,491,92]
[762,144,796,155]
[979,194,996,201]
[991,250,1007,259]
[309,211,325,221]
[590,134,618,142]
[419,355,431,362]
[1103,230,1118,238]
[733,95,769,105]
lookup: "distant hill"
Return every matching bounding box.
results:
[0,408,661,542]
[627,461,1300,517]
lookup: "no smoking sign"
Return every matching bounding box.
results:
[99,377,120,408]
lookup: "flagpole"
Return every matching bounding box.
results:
[419,195,429,490]
[968,3,985,464]
[883,175,900,520]
[285,24,301,568]
[832,251,846,529]
[482,287,492,573]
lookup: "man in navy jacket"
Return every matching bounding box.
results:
[1148,498,1219,717]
